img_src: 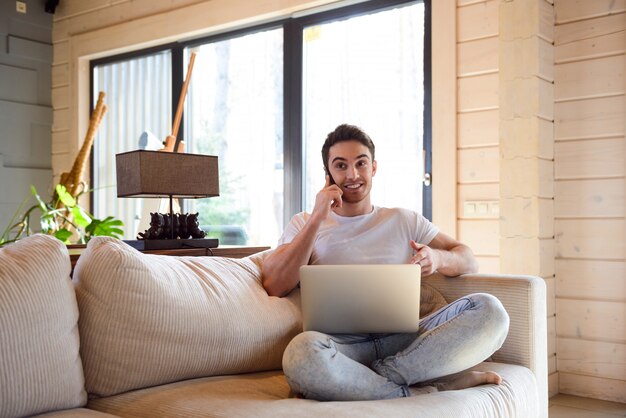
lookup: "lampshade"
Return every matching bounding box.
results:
[116,150,219,198]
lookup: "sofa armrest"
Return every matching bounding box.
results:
[424,273,548,412]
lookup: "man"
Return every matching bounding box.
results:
[262,124,509,401]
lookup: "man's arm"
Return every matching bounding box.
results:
[262,176,343,297]
[410,232,479,277]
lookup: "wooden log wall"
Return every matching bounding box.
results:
[553,0,626,403]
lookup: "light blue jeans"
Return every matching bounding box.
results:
[282,293,509,401]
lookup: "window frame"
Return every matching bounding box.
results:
[89,0,432,229]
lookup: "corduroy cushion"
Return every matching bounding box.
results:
[73,237,302,397]
[0,234,87,418]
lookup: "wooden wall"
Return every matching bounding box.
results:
[553,0,626,403]
[456,0,626,403]
[456,0,501,274]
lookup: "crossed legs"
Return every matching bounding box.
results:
[282,293,509,401]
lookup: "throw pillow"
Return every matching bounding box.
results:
[74,237,301,397]
[0,234,86,418]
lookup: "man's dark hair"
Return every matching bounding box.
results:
[321,124,376,174]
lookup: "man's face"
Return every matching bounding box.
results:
[327,140,377,204]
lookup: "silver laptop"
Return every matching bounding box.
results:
[299,264,421,334]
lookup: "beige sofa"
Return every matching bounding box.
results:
[0,234,548,418]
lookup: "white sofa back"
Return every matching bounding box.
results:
[0,234,87,418]
[73,237,302,397]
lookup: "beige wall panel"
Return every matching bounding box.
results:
[554,137,624,179]
[500,77,554,120]
[52,86,69,110]
[538,36,555,81]
[554,31,626,64]
[457,0,498,42]
[555,13,625,46]
[554,0,626,24]
[55,0,206,32]
[557,298,626,342]
[555,55,625,101]
[458,146,500,183]
[457,73,499,112]
[499,0,554,42]
[475,255,500,274]
[458,219,499,256]
[500,37,554,82]
[457,0,484,6]
[557,337,626,381]
[52,108,69,133]
[548,371,559,398]
[559,372,626,403]
[546,276,555,317]
[457,183,499,218]
[457,36,498,76]
[52,17,69,43]
[548,353,557,375]
[500,197,554,238]
[500,237,555,276]
[538,0,555,43]
[54,0,122,19]
[458,110,499,148]
[500,117,554,160]
[52,40,68,65]
[555,219,625,260]
[548,315,556,355]
[432,0,457,237]
[555,178,625,218]
[556,259,625,301]
[555,31,625,63]
[51,63,69,88]
[555,96,624,140]
[51,131,71,155]
[500,158,553,198]
[51,152,71,183]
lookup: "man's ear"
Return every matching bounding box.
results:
[372,160,377,177]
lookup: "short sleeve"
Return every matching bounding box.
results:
[414,212,439,245]
[277,212,309,246]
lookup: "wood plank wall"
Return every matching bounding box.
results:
[553,0,626,403]
[456,0,501,275]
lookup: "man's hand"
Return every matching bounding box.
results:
[311,175,343,222]
[410,240,440,276]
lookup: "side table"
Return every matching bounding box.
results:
[68,243,270,272]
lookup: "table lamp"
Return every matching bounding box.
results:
[115,150,219,250]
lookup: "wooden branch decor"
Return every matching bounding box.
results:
[161,51,197,153]
[59,91,107,200]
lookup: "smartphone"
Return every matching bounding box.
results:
[325,167,336,185]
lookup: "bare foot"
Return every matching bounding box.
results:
[437,371,502,391]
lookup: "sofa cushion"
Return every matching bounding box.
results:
[0,234,87,418]
[73,237,301,397]
[86,362,539,418]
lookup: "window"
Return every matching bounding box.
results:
[90,0,430,246]
[301,3,425,212]
[92,50,172,238]
[185,29,284,245]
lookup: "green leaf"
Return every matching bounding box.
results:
[54,228,73,243]
[56,184,76,207]
[71,206,91,228]
[30,185,48,212]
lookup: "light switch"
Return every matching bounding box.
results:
[16,1,27,13]
[477,203,489,214]
[464,202,476,215]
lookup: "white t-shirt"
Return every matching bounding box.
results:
[278,206,439,265]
